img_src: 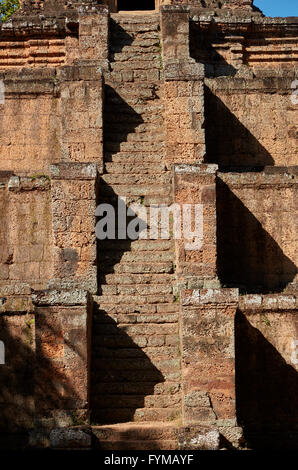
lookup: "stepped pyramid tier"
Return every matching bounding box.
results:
[0,0,297,451]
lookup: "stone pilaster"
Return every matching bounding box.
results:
[58,64,104,172]
[180,288,241,442]
[50,162,98,294]
[173,164,218,279]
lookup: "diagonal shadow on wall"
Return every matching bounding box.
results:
[235,311,298,449]
[109,18,134,59]
[91,85,165,424]
[91,305,165,424]
[0,313,85,449]
[204,87,275,169]
[216,179,297,293]
[92,184,165,424]
[190,24,237,78]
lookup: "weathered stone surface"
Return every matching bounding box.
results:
[50,427,92,449]
[0,0,297,452]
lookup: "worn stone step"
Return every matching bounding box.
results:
[93,343,179,358]
[93,318,178,332]
[93,394,180,410]
[101,173,170,186]
[94,311,179,326]
[104,152,164,163]
[105,142,165,153]
[105,93,160,106]
[110,31,159,41]
[99,184,170,197]
[111,24,159,33]
[99,240,173,252]
[99,261,173,274]
[105,103,163,115]
[104,122,163,135]
[104,113,163,125]
[105,91,162,105]
[92,407,180,424]
[91,360,180,381]
[111,60,160,71]
[94,439,178,451]
[92,421,181,450]
[104,132,165,143]
[110,41,159,52]
[93,355,180,370]
[111,13,159,22]
[100,284,173,296]
[95,294,175,306]
[99,250,173,263]
[105,162,166,174]
[111,52,160,62]
[92,423,178,442]
[110,71,162,83]
[93,332,179,350]
[100,273,173,285]
[93,304,179,316]
[93,381,180,396]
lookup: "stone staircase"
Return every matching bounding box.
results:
[92,423,180,451]
[91,14,182,434]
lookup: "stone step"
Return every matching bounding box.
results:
[111,60,160,71]
[93,331,179,350]
[99,240,173,252]
[98,261,173,274]
[93,345,180,360]
[100,272,173,285]
[92,394,180,410]
[100,284,173,296]
[101,173,170,185]
[111,24,159,34]
[94,299,179,314]
[93,381,180,396]
[104,122,162,134]
[111,13,159,23]
[92,422,180,450]
[95,294,175,305]
[110,42,159,53]
[92,407,180,425]
[94,439,178,451]
[111,52,160,62]
[109,32,160,45]
[99,250,173,263]
[104,132,165,143]
[104,152,164,163]
[105,141,165,153]
[105,162,166,174]
[94,313,179,326]
[94,306,179,318]
[105,87,162,102]
[99,184,171,198]
[104,103,164,115]
[104,112,163,125]
[92,354,180,370]
[92,359,180,381]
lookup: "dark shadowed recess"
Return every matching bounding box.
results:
[236,311,298,449]
[205,87,274,169]
[216,179,297,293]
[190,23,237,78]
[0,314,83,449]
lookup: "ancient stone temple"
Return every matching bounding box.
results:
[0,0,297,450]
